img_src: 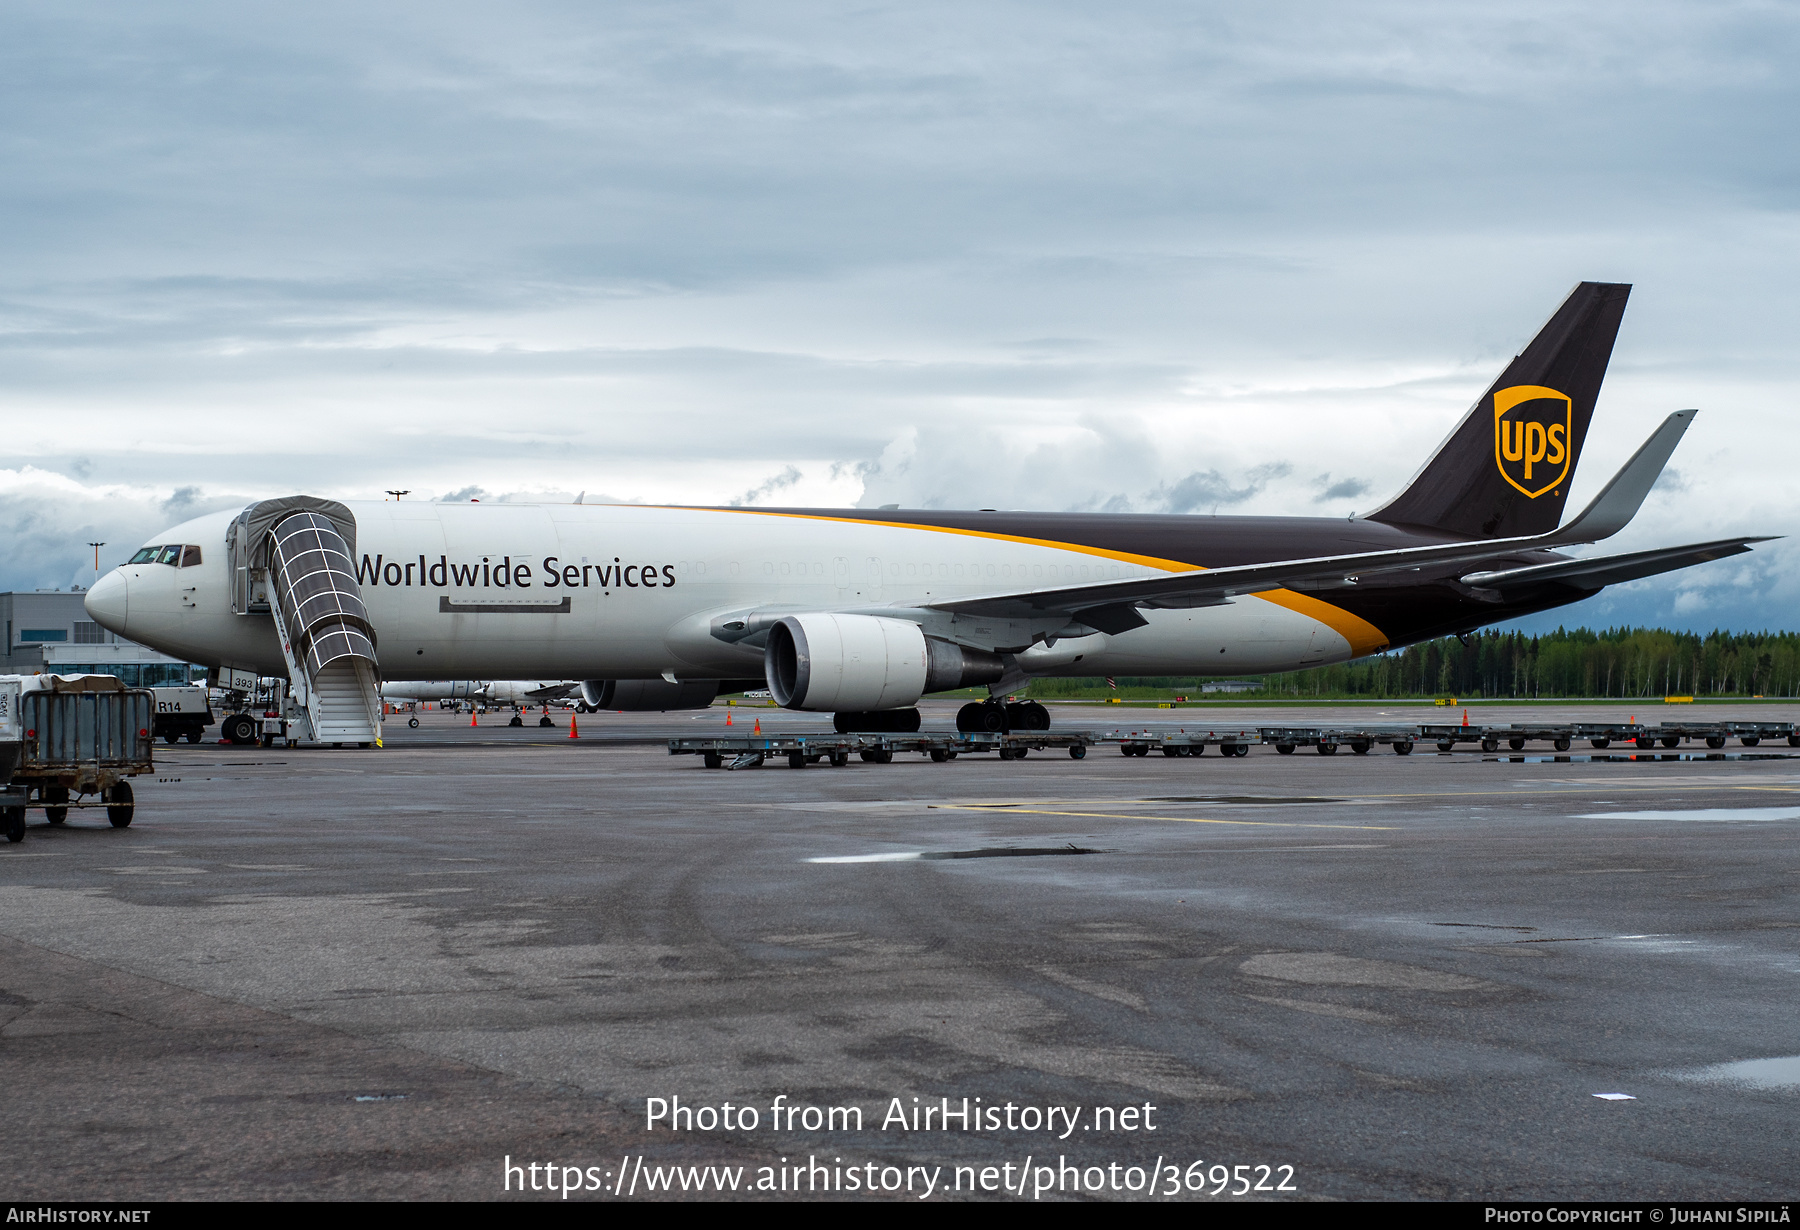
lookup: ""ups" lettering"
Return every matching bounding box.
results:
[1493,385,1573,498]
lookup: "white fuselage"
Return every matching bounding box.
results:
[86,501,1363,682]
[379,680,485,702]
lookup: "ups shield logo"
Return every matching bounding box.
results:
[1493,384,1572,499]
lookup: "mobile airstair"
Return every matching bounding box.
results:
[227,498,383,747]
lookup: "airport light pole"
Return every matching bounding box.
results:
[87,542,104,586]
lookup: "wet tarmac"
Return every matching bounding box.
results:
[3,700,1798,1200]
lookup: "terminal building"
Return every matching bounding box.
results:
[0,589,205,685]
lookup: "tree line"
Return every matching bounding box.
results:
[1025,627,1800,699]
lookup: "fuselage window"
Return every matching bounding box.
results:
[180,545,202,568]
[906,564,916,578]
[1033,565,1042,578]
[986,564,996,578]
[695,561,706,576]
[780,562,791,575]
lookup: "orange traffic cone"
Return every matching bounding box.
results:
[569,714,579,739]
[470,710,478,727]
[725,710,733,726]
[753,718,761,734]
[1461,709,1469,727]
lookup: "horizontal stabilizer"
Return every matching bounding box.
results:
[1543,410,1696,545]
[1460,537,1774,591]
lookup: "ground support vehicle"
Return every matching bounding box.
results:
[1,785,27,843]
[1463,723,1609,753]
[0,710,24,841]
[670,717,1797,773]
[0,675,153,832]
[671,730,1096,769]
[1110,727,1266,757]
[1252,726,1420,756]
[215,677,298,747]
[1614,720,1798,751]
[151,684,215,744]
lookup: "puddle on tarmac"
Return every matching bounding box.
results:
[1574,806,1800,822]
[1673,1055,1800,1090]
[809,845,1100,864]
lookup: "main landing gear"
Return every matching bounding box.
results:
[955,700,1050,733]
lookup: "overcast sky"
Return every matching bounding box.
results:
[2,1,1796,632]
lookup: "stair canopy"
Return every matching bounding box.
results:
[268,512,378,680]
[226,496,382,746]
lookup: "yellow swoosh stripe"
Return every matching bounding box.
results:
[675,506,1391,656]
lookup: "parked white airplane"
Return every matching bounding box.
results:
[83,284,1770,740]
[380,680,485,703]
[379,679,580,706]
[482,680,579,706]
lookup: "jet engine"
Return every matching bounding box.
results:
[579,678,721,711]
[764,613,1004,711]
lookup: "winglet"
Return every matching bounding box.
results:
[1544,410,1696,545]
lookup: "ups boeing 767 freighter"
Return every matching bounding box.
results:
[83,282,1773,741]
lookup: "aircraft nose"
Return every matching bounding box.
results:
[85,570,129,636]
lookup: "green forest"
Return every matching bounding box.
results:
[1023,627,1800,700]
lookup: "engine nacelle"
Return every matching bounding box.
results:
[580,678,720,711]
[764,614,1005,711]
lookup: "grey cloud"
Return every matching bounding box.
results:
[1312,473,1372,502]
[730,465,803,507]
[162,486,204,515]
[1152,464,1290,515]
[1154,462,1293,513]
[0,475,260,593]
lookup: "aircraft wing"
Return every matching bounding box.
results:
[1459,537,1775,591]
[920,534,1586,633]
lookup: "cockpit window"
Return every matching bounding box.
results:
[127,544,200,566]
